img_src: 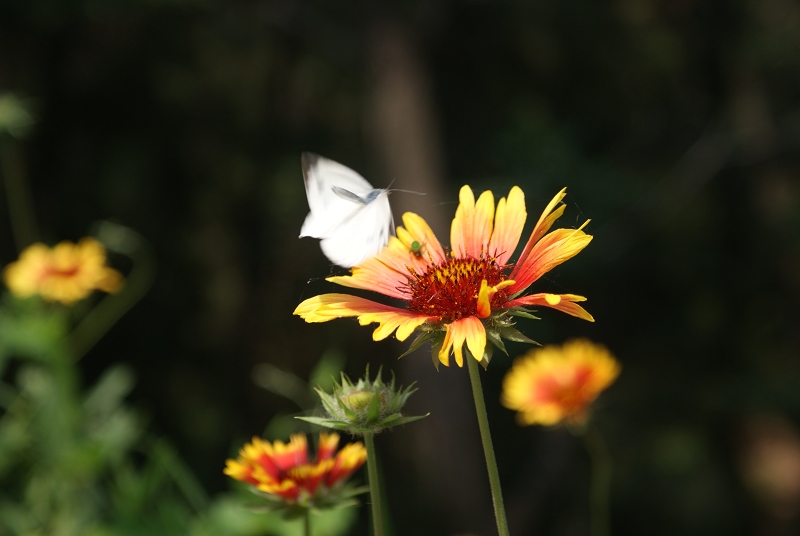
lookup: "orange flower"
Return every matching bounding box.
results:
[3,238,122,304]
[224,432,367,506]
[501,339,620,426]
[294,186,593,367]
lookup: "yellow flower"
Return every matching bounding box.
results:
[501,339,620,426]
[224,432,367,507]
[294,186,593,368]
[3,238,123,304]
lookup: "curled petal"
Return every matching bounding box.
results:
[504,293,594,322]
[477,279,516,318]
[437,316,487,367]
[477,280,492,319]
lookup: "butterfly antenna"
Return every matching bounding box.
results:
[384,178,426,196]
[390,188,427,196]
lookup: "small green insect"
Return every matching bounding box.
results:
[410,240,424,258]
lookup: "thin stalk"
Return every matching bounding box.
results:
[303,508,311,536]
[67,224,156,360]
[466,356,510,536]
[582,425,612,536]
[363,433,384,536]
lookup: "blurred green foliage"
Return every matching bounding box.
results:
[0,294,358,535]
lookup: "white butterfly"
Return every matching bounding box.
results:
[299,153,394,268]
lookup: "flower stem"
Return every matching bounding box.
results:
[466,356,510,536]
[582,425,612,536]
[363,432,384,536]
[67,223,156,361]
[303,508,311,536]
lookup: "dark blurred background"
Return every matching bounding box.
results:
[1,1,800,535]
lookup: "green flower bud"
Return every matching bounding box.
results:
[297,367,428,435]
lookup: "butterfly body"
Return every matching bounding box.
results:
[300,153,394,268]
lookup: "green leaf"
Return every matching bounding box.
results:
[499,326,539,344]
[366,394,381,423]
[430,340,443,371]
[390,414,430,427]
[399,331,439,358]
[482,340,494,366]
[506,308,541,320]
[342,404,358,421]
[485,330,507,355]
[294,416,351,431]
[507,288,527,300]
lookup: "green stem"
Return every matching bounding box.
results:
[466,356,510,536]
[303,508,311,536]
[583,425,612,536]
[363,433,384,536]
[67,223,156,361]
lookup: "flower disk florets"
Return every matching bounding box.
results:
[298,368,428,435]
[406,254,509,321]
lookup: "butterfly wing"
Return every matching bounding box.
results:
[300,153,375,239]
[299,153,394,268]
[319,190,393,268]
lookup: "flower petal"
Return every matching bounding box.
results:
[398,212,446,265]
[437,316,486,367]
[293,293,435,341]
[489,186,526,265]
[326,239,412,300]
[504,293,594,322]
[316,432,340,462]
[450,186,495,258]
[515,188,567,264]
[509,223,592,293]
[326,441,368,487]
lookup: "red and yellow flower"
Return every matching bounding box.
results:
[294,185,593,367]
[2,238,122,304]
[224,432,367,507]
[501,339,620,426]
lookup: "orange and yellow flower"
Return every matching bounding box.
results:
[501,339,620,426]
[224,432,367,506]
[2,238,122,304]
[294,185,594,367]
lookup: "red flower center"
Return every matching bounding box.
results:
[405,255,509,322]
[43,265,80,279]
[535,366,595,415]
